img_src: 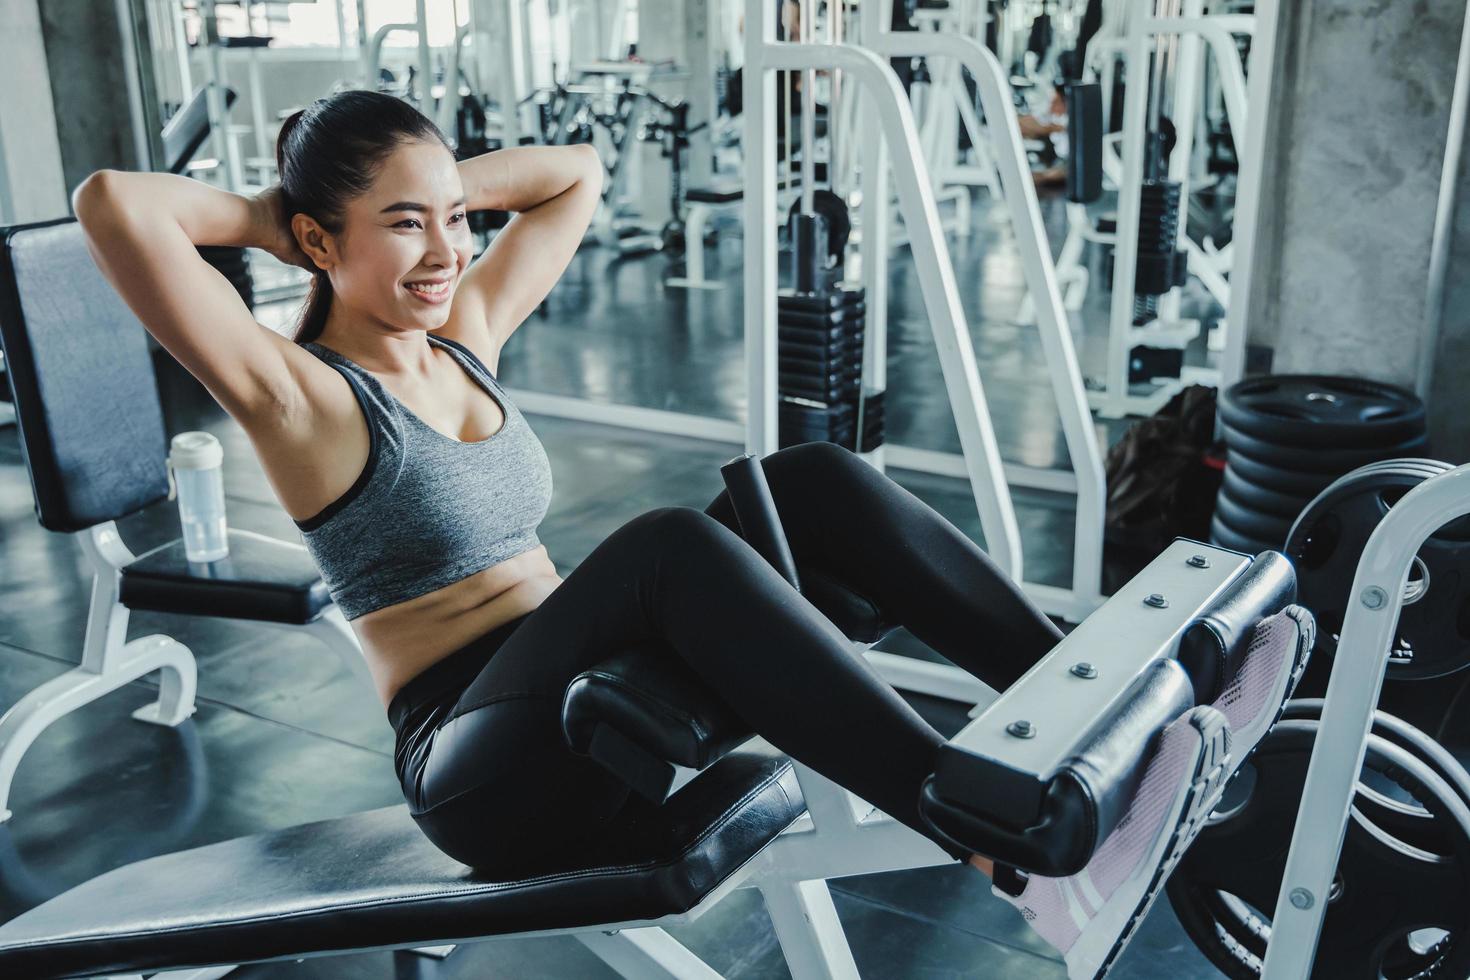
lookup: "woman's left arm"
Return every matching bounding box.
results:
[453,144,603,349]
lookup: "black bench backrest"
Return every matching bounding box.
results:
[0,218,170,532]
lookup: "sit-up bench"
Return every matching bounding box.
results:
[0,447,1309,980]
[665,185,744,291]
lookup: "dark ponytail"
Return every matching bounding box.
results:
[273,91,451,344]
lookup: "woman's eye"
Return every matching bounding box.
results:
[391,214,464,230]
[450,212,467,225]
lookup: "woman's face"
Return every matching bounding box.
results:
[327,140,473,332]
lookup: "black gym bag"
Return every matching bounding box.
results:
[1104,385,1224,583]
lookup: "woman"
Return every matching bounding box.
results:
[73,90,1283,976]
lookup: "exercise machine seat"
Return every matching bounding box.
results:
[920,549,1308,877]
[120,527,335,625]
[0,746,802,979]
[563,568,890,802]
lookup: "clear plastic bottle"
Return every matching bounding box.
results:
[168,431,230,563]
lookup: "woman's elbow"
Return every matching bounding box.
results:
[72,170,121,225]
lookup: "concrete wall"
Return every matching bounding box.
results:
[0,0,69,222]
[1246,0,1468,461]
[37,0,157,192]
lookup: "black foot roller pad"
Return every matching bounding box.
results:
[0,747,802,979]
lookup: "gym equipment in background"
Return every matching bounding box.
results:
[1211,375,1428,554]
[1087,0,1260,420]
[776,4,881,457]
[161,84,239,176]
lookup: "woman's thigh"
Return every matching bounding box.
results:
[409,507,766,868]
[410,691,631,873]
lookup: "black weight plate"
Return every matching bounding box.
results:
[1285,460,1470,681]
[1166,720,1470,980]
[1214,489,1295,548]
[1224,450,1341,498]
[1223,420,1429,474]
[1220,465,1313,521]
[1219,374,1426,449]
[1210,514,1273,556]
[1284,699,1470,854]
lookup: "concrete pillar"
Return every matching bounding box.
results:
[683,0,717,185]
[36,0,163,192]
[1427,65,1470,461]
[1244,0,1467,459]
[0,0,68,222]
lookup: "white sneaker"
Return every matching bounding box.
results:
[998,606,1313,979]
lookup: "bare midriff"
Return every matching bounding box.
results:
[351,544,564,709]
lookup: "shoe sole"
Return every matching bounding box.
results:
[1072,607,1314,980]
[1065,704,1230,980]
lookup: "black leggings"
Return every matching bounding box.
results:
[387,442,1062,874]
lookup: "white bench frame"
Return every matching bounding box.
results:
[0,522,367,823]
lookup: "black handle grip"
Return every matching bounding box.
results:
[720,453,801,591]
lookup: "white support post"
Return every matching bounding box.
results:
[859,79,891,474]
[742,0,779,457]
[1221,0,1277,391]
[1262,463,1470,979]
[760,878,862,980]
[1158,0,1205,328]
[576,928,724,979]
[1101,8,1154,420]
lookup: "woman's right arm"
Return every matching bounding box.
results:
[71,171,315,428]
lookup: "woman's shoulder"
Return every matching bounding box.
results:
[242,341,378,524]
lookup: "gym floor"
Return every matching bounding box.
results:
[0,189,1230,977]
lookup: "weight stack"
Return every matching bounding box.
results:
[198,245,255,310]
[1210,374,1427,554]
[776,285,885,454]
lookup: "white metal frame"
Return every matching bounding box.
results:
[0,523,369,824]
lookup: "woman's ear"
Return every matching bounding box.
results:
[292,214,335,271]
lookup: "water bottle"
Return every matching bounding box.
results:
[168,432,230,563]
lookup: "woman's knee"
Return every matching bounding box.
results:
[769,441,872,491]
[621,506,739,552]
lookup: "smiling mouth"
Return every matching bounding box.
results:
[404,280,451,296]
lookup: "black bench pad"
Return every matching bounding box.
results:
[0,747,802,979]
[120,527,334,625]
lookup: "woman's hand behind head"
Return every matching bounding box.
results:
[254,185,317,272]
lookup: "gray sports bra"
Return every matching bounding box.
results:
[293,335,553,620]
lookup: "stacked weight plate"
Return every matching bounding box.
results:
[777,286,885,453]
[198,245,256,310]
[1211,374,1427,554]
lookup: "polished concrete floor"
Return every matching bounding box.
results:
[0,187,1233,978]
